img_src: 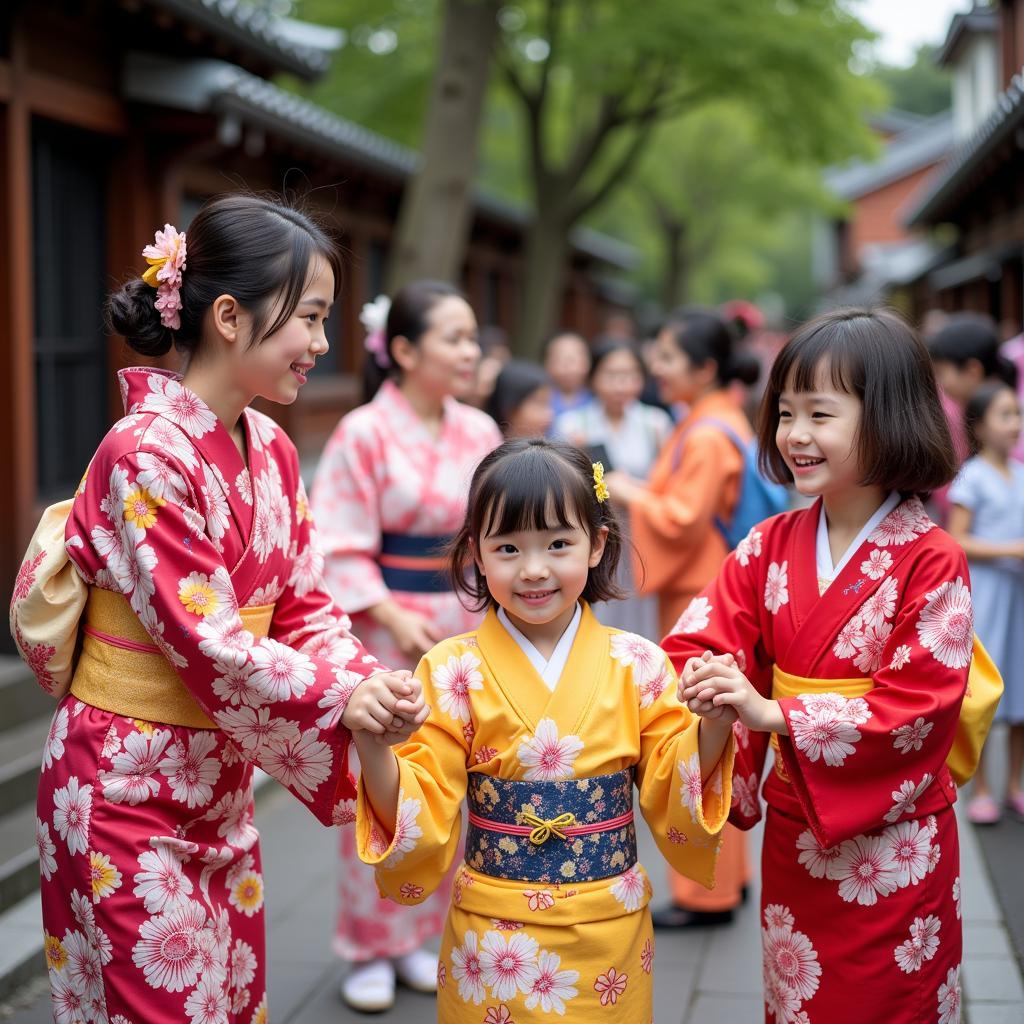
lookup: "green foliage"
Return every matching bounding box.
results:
[594,102,845,309]
[870,45,952,118]
[287,0,885,316]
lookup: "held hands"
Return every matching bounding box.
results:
[678,651,785,734]
[341,670,430,746]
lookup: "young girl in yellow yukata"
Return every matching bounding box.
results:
[355,437,735,1022]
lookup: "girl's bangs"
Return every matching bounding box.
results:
[479,456,585,538]
[777,323,861,396]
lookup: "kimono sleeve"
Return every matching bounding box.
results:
[355,641,471,904]
[630,428,741,549]
[635,650,735,889]
[67,446,380,825]
[661,535,775,830]
[775,541,970,848]
[310,415,388,613]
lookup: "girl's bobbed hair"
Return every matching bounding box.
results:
[964,379,1019,455]
[661,307,760,387]
[449,437,624,612]
[106,193,342,358]
[362,280,466,402]
[757,308,957,495]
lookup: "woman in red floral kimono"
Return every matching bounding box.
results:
[10,195,423,1024]
[669,309,970,1024]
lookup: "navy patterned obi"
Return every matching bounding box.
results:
[465,769,636,884]
[378,533,452,593]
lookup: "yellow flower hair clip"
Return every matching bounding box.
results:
[592,462,609,503]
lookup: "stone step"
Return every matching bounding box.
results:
[0,717,49,819]
[0,803,39,916]
[0,658,51,734]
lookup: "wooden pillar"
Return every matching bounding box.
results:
[0,22,36,642]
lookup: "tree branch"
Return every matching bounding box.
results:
[568,116,660,224]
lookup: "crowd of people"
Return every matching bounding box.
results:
[9,192,1022,1024]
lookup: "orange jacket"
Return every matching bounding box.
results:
[629,391,751,625]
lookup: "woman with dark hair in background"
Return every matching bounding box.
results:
[486,358,553,438]
[311,280,502,1011]
[554,339,673,637]
[605,308,757,930]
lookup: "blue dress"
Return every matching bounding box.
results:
[949,456,1024,722]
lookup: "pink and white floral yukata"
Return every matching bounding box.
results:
[311,379,501,961]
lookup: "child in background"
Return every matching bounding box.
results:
[948,381,1024,824]
[542,330,592,420]
[674,309,969,1023]
[487,359,553,438]
[355,438,735,1022]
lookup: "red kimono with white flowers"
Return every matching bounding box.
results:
[663,497,968,1024]
[16,368,384,1024]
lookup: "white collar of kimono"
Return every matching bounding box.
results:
[496,602,583,691]
[816,490,901,583]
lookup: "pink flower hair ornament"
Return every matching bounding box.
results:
[360,294,392,369]
[142,224,187,330]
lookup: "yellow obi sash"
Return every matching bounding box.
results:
[770,635,1003,787]
[70,587,274,729]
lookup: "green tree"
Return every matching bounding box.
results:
[871,45,952,118]
[600,103,843,312]
[292,1,879,351]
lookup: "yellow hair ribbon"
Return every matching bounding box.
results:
[592,462,609,503]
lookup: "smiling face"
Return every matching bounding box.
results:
[395,295,481,401]
[776,364,865,499]
[475,494,607,635]
[233,255,333,406]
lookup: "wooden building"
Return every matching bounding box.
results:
[905,1,1024,329]
[0,0,633,640]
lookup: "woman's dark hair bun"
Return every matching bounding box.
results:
[728,349,762,387]
[106,278,173,357]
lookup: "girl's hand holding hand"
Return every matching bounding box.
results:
[679,651,737,722]
[342,670,418,735]
[680,659,785,734]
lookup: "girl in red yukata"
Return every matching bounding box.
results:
[11,194,426,1024]
[672,309,971,1024]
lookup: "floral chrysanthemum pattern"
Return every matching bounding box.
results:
[450,929,580,1013]
[516,719,584,782]
[761,904,820,1022]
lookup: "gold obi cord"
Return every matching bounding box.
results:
[70,587,274,728]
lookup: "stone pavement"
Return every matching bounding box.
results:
[4,777,1023,1023]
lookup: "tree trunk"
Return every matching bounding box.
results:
[386,0,501,293]
[660,218,687,311]
[514,208,571,359]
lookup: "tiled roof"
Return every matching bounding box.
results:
[825,112,953,201]
[123,55,636,269]
[148,0,330,79]
[905,70,1024,227]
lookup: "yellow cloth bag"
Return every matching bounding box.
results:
[9,499,87,698]
[949,636,1003,786]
